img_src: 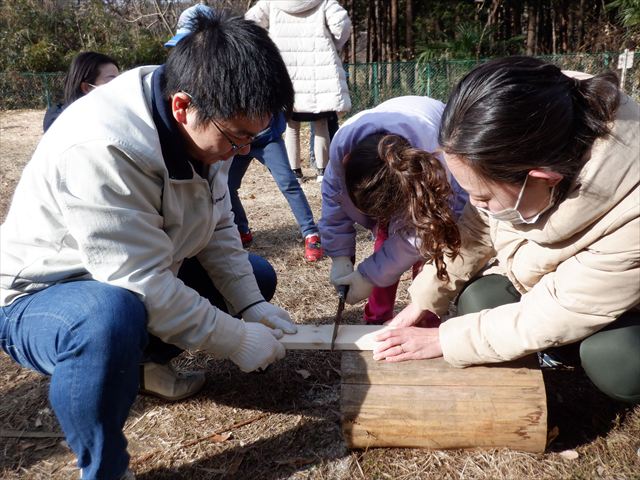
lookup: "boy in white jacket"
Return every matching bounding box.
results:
[1,11,296,479]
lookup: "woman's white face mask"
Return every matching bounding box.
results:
[476,175,556,225]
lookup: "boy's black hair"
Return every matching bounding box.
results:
[163,10,293,125]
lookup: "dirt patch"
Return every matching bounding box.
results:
[0,110,44,220]
[0,110,638,479]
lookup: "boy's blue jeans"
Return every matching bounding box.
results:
[228,138,318,238]
[0,254,276,479]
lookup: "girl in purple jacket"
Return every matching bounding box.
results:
[319,96,468,324]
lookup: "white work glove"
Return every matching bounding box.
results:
[329,256,354,288]
[229,322,286,372]
[242,301,297,334]
[333,270,374,305]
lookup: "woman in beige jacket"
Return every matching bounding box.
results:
[374,56,639,403]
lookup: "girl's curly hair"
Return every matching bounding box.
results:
[345,133,461,281]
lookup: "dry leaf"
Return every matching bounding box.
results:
[296,369,311,379]
[546,425,559,446]
[559,449,579,460]
[209,431,232,443]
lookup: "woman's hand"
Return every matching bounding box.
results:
[373,326,443,362]
[385,302,441,328]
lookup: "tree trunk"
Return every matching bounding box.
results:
[540,0,550,54]
[349,0,356,63]
[502,1,512,44]
[478,0,501,58]
[576,0,585,50]
[366,0,372,64]
[390,0,398,60]
[405,0,414,58]
[551,3,557,55]
[559,0,568,53]
[382,1,390,61]
[374,0,381,62]
[526,1,537,55]
[512,1,522,49]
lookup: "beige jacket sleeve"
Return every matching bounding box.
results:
[408,202,496,315]
[440,206,640,367]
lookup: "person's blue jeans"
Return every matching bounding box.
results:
[0,254,276,479]
[228,138,318,238]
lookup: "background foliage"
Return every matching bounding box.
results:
[1,0,639,74]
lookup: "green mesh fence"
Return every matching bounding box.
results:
[1,53,638,112]
[0,72,66,110]
[346,52,639,114]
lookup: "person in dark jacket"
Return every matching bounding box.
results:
[43,51,119,132]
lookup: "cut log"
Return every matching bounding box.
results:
[281,324,384,350]
[341,352,547,452]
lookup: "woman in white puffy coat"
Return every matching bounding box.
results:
[246,0,352,180]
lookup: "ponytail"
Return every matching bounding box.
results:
[440,56,621,188]
[570,71,620,162]
[345,134,461,282]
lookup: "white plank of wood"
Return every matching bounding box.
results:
[280,324,385,350]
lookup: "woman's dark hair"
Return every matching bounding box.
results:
[163,9,294,125]
[345,134,461,281]
[439,56,620,188]
[63,51,119,104]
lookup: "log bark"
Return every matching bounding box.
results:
[341,352,547,452]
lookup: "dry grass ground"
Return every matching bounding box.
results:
[0,110,638,479]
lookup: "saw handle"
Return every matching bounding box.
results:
[336,284,349,301]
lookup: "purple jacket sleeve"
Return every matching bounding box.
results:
[358,219,424,287]
[319,160,361,258]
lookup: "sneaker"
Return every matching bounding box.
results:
[304,234,324,262]
[292,168,303,179]
[239,229,253,248]
[316,168,325,183]
[139,362,206,402]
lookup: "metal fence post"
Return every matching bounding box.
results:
[373,62,379,106]
[43,73,52,108]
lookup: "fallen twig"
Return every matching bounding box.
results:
[0,429,65,439]
[131,412,269,464]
